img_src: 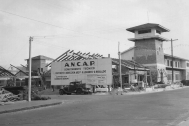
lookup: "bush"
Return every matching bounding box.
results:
[154,84,170,88]
[21,86,51,100]
[181,80,189,86]
[156,81,165,84]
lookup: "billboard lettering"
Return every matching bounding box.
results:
[51,58,112,85]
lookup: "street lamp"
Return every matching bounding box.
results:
[165,39,178,84]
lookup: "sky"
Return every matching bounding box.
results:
[0,0,189,68]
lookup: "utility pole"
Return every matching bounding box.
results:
[171,39,174,84]
[166,39,178,84]
[28,36,33,102]
[132,57,136,79]
[118,42,122,90]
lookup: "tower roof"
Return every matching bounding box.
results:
[126,23,170,33]
[25,55,54,60]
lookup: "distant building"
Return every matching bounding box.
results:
[122,23,189,83]
[25,55,54,73]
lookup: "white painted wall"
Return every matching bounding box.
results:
[165,58,185,68]
[121,49,134,60]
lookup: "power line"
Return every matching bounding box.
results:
[7,42,28,65]
[40,0,126,32]
[33,40,70,50]
[0,10,67,29]
[0,9,116,42]
[32,40,103,56]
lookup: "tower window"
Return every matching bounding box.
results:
[138,29,151,34]
[156,30,161,34]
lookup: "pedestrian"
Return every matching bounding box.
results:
[52,85,54,92]
[141,81,144,90]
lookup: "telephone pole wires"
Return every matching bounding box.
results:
[166,39,178,83]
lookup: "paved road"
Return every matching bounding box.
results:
[1,88,189,126]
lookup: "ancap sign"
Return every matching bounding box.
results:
[51,58,112,85]
[64,61,95,67]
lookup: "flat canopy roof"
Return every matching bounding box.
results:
[112,58,149,71]
[164,54,189,61]
[126,23,170,33]
[128,35,168,42]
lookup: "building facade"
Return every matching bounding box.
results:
[26,55,53,73]
[164,54,189,82]
[122,23,189,83]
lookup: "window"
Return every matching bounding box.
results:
[170,61,173,67]
[166,60,174,67]
[187,72,189,79]
[175,62,177,68]
[167,60,169,66]
[156,30,161,34]
[174,61,180,68]
[138,29,151,34]
[187,63,189,67]
[175,74,180,80]
[41,68,43,72]
[167,74,172,80]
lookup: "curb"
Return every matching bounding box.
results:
[97,87,188,96]
[0,102,62,114]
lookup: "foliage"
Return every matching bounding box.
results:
[181,80,189,86]
[19,86,51,100]
[151,71,158,84]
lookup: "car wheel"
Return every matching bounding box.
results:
[76,88,83,94]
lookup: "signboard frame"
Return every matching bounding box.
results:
[51,58,112,85]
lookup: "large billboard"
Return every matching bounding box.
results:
[51,58,112,85]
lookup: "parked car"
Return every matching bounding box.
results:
[95,85,108,92]
[59,81,92,95]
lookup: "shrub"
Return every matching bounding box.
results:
[181,80,189,86]
[156,81,165,84]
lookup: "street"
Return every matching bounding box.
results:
[1,88,189,126]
